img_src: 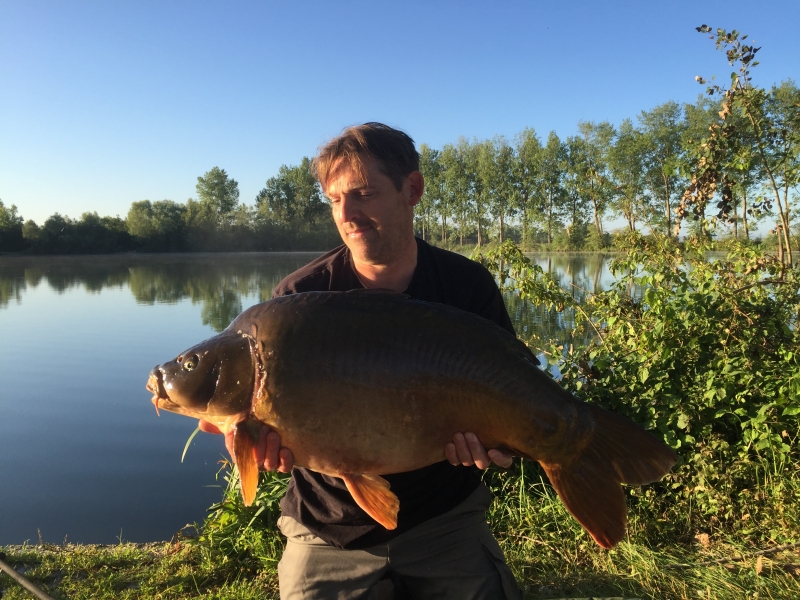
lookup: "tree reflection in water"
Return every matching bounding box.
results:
[0,252,617,338]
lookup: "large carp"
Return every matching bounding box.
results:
[147,290,676,549]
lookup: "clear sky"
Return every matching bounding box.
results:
[1,0,798,226]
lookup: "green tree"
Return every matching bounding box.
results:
[255,158,327,230]
[638,101,687,236]
[196,167,240,225]
[74,212,131,253]
[418,144,443,243]
[127,200,188,251]
[562,135,592,249]
[464,140,487,247]
[486,136,517,244]
[440,139,475,247]
[577,121,616,237]
[538,132,567,245]
[608,119,649,232]
[0,200,25,251]
[22,220,42,246]
[514,128,544,247]
[681,26,800,263]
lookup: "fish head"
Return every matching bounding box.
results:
[147,333,256,422]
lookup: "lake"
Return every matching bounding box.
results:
[0,251,617,544]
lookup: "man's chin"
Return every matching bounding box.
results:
[344,238,386,265]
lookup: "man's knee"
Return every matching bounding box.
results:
[278,516,390,600]
[385,487,522,599]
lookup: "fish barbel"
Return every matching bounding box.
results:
[147,290,676,548]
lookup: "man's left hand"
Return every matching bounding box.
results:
[445,432,513,469]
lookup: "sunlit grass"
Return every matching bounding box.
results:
[3,461,798,599]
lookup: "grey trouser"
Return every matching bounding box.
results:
[277,483,522,600]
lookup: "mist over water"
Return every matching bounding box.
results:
[0,252,615,544]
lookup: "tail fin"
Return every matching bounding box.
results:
[540,404,677,549]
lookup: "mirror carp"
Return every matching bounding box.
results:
[147,289,676,549]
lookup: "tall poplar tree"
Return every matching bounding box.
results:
[539,132,567,245]
[609,120,649,232]
[577,121,616,236]
[417,144,441,242]
[514,128,544,246]
[638,101,687,236]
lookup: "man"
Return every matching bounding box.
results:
[202,123,522,599]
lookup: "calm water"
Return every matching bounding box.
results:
[0,251,616,544]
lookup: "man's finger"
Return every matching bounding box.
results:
[464,432,491,469]
[445,442,459,466]
[488,448,513,469]
[255,426,269,467]
[278,448,294,473]
[265,431,281,471]
[452,432,473,466]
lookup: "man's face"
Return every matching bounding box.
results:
[323,157,421,265]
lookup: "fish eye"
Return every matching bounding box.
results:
[183,354,199,371]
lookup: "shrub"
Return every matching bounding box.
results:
[477,234,800,541]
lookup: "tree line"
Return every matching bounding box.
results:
[414,82,798,252]
[0,161,340,254]
[2,29,797,256]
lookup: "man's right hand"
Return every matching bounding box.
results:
[198,419,294,473]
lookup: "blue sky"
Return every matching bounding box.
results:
[2,1,798,226]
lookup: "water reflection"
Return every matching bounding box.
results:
[0,253,318,329]
[0,252,618,337]
[503,253,616,351]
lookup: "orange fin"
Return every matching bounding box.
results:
[541,461,627,549]
[540,404,677,549]
[232,422,259,506]
[341,473,399,530]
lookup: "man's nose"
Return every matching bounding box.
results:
[337,195,363,223]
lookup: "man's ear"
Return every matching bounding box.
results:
[407,171,424,207]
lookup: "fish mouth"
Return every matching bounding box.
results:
[147,370,170,416]
[146,371,165,397]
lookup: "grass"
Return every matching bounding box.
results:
[0,540,278,600]
[488,463,800,600]
[488,464,800,599]
[3,462,798,599]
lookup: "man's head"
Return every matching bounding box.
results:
[312,122,420,192]
[313,123,424,267]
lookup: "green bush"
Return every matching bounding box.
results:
[477,234,800,542]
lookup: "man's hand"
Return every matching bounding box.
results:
[445,432,513,469]
[198,420,294,473]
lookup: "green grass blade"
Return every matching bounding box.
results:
[181,426,201,463]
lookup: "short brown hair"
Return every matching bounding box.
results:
[312,122,420,191]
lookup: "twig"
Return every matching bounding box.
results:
[664,541,800,569]
[733,279,787,293]
[574,303,606,347]
[0,553,57,600]
[568,281,593,296]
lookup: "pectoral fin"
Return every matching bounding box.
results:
[232,422,259,506]
[341,473,399,530]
